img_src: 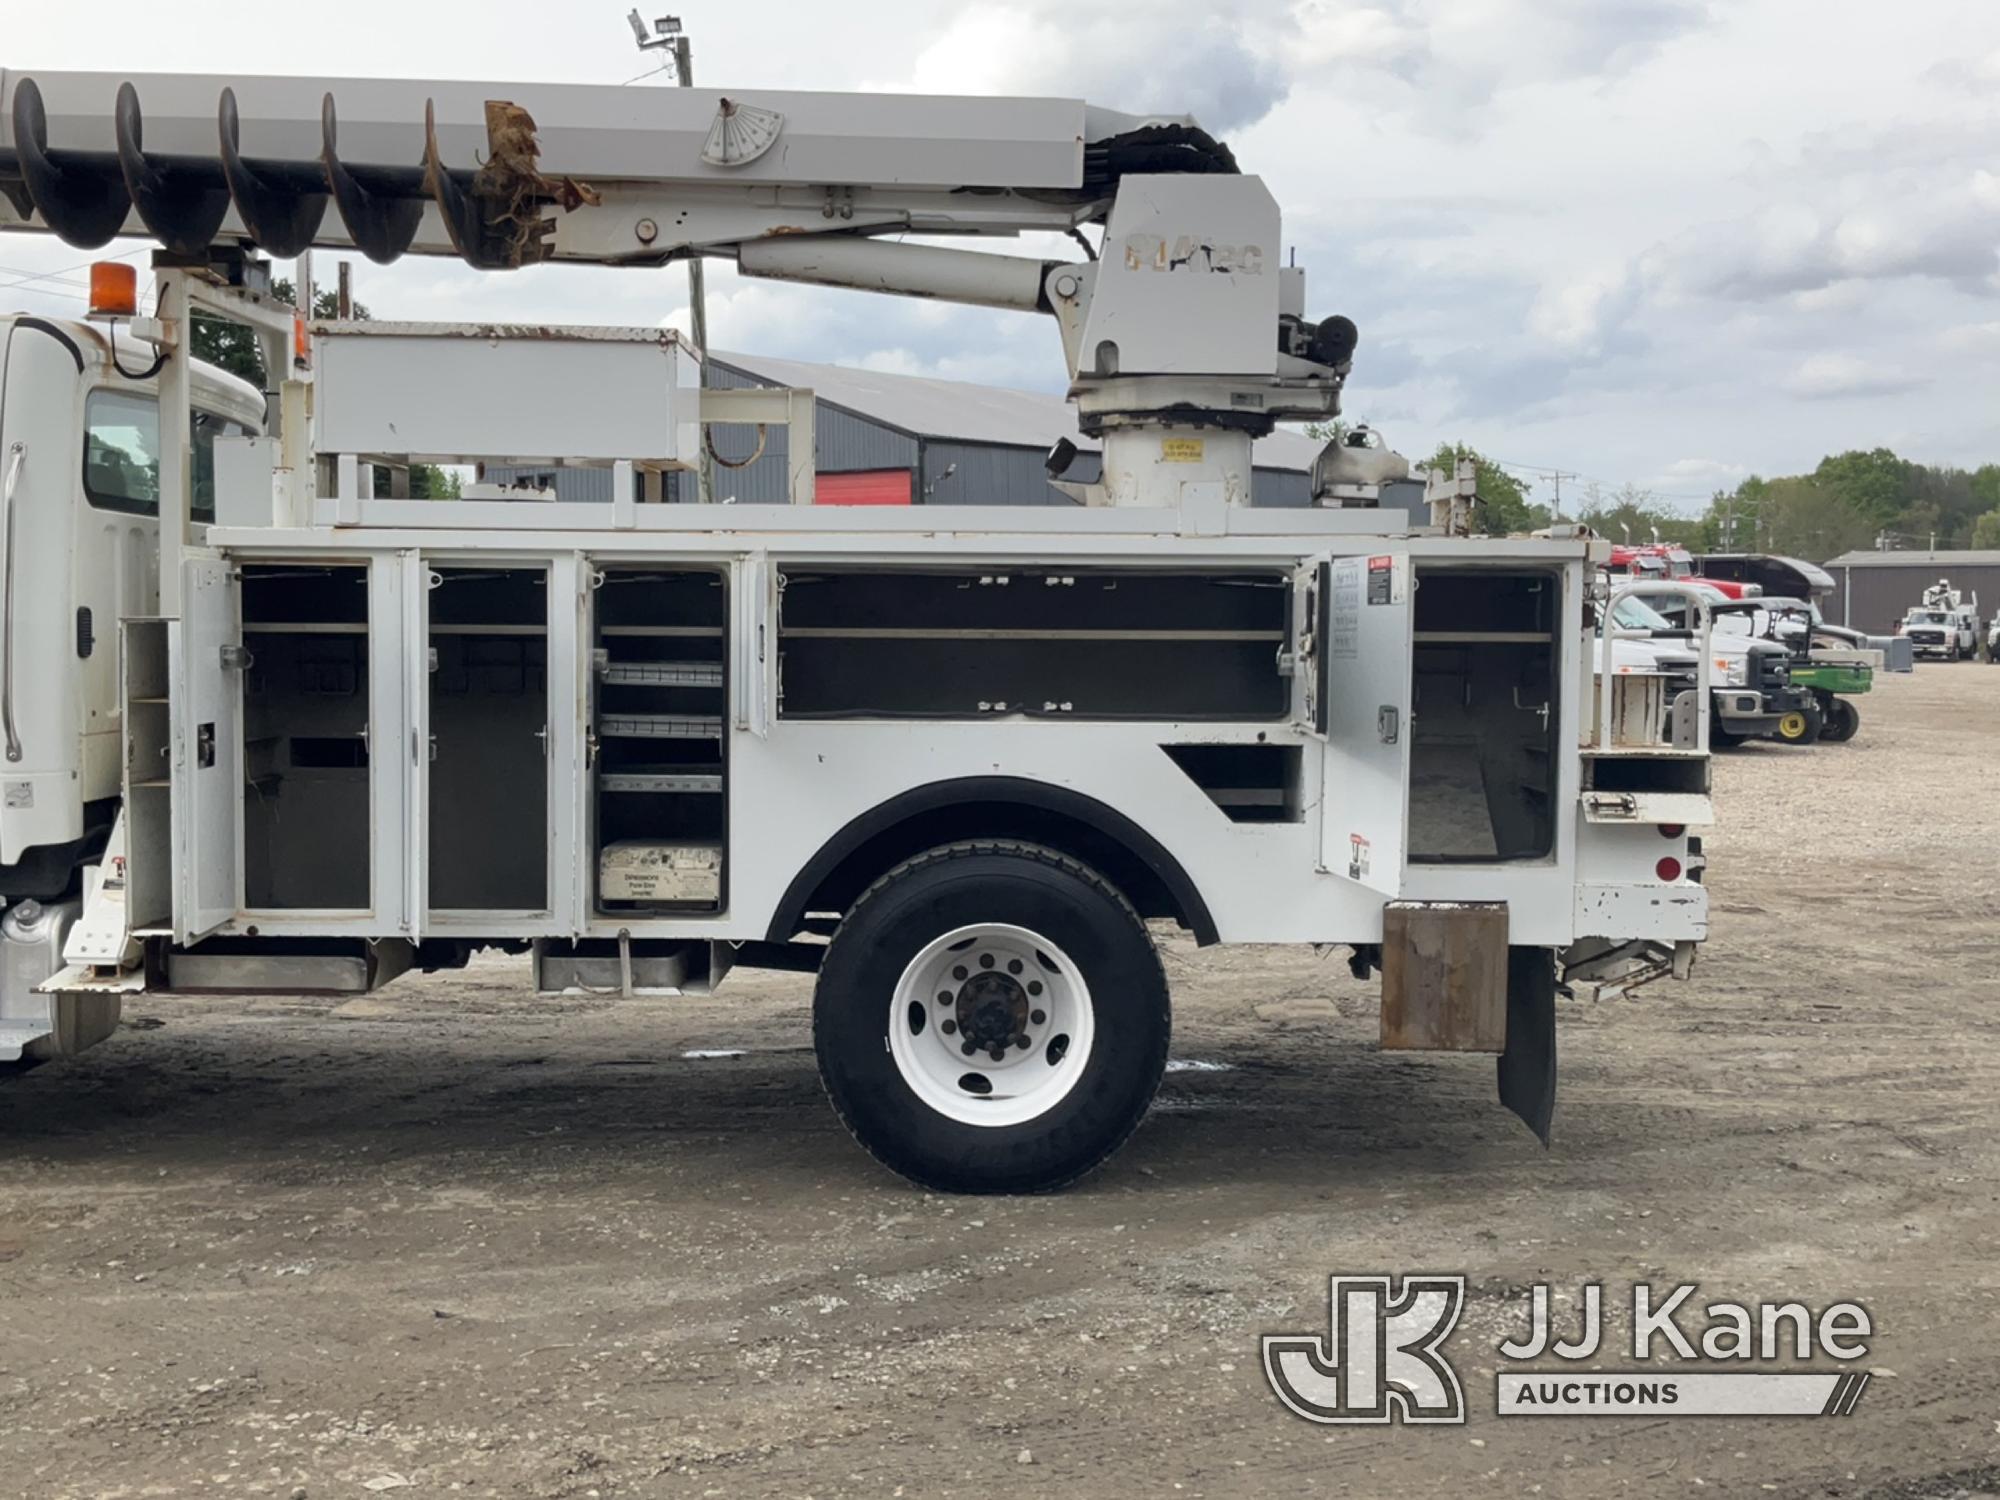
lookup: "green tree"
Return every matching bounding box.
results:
[190,277,459,499]
[1970,465,2000,514]
[1972,509,2000,550]
[189,277,334,386]
[1758,477,1876,560]
[1574,481,1702,548]
[1699,476,1771,553]
[1422,442,1549,536]
[1812,448,1909,526]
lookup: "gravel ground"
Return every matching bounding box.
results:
[1,665,1997,1498]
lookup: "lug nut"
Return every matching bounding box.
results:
[1015,1036,1031,1050]
[989,1047,1006,1062]
[1008,959,1023,975]
[941,1020,957,1034]
[1030,1009,1046,1026]
[961,1040,977,1056]
[979,953,995,969]
[1027,981,1043,997]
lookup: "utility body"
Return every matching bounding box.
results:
[0,65,1712,1189]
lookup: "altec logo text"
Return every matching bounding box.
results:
[1263,1276,1874,1424]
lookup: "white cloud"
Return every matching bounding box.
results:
[1650,155,2000,302]
[1527,269,1637,354]
[1781,354,1928,402]
[1938,321,2000,354]
[901,1,1292,133]
[1656,457,1747,486]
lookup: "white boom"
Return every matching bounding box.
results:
[0,66,1365,510]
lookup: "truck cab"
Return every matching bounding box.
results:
[0,315,263,904]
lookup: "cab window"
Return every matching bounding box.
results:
[82,389,247,522]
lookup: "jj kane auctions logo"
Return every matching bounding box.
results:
[1264,1276,1874,1423]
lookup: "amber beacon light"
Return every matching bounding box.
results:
[87,261,139,318]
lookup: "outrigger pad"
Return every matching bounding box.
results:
[1497,946,1557,1146]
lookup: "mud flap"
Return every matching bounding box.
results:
[1497,946,1556,1146]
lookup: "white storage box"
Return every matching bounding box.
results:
[313,321,700,467]
[600,840,721,903]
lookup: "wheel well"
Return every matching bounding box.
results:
[766,778,1217,946]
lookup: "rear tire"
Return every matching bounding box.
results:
[813,840,1170,1193]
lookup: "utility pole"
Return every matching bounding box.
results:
[629,12,713,503]
[1547,468,1577,524]
[336,259,353,319]
[1490,459,1578,524]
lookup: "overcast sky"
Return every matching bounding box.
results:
[5,1,1997,512]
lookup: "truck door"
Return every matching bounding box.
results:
[1317,554,1412,894]
[169,557,242,942]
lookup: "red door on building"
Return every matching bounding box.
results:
[815,469,913,505]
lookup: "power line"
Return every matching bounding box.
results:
[1485,456,1720,507]
[0,245,152,299]
[0,276,87,302]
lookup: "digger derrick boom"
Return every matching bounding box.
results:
[0,68,1238,268]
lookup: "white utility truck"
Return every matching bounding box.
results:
[0,66,1713,1191]
[1897,581,1980,661]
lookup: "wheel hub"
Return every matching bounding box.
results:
[890,923,1094,1128]
[956,971,1028,1052]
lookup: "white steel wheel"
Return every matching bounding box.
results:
[813,840,1172,1193]
[889,923,1096,1128]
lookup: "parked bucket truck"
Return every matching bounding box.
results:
[0,65,1713,1190]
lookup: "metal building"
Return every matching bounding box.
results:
[1822,550,2000,633]
[487,350,1325,506]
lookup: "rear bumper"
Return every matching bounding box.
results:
[1575,881,1708,942]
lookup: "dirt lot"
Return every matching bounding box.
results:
[2,666,1997,1498]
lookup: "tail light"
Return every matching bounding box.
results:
[1656,856,1683,882]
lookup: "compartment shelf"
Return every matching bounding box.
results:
[600,714,724,740]
[600,625,725,638]
[599,768,723,794]
[598,660,723,689]
[243,621,370,635]
[781,626,1283,642]
[1414,630,1553,644]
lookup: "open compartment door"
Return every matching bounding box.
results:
[169,558,243,943]
[1318,554,1412,894]
[1294,559,1330,737]
[401,555,431,940]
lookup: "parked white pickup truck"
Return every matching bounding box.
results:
[1618,585,1814,746]
[1899,581,1981,660]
